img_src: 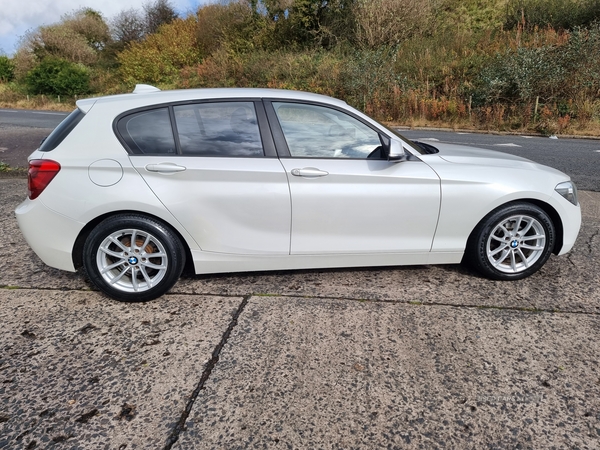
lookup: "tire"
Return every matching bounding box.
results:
[466,203,555,280]
[83,215,185,302]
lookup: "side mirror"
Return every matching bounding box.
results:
[388,140,407,162]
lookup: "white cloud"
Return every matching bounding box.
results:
[0,0,207,55]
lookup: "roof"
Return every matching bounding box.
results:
[76,86,348,114]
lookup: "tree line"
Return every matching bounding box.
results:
[2,0,600,134]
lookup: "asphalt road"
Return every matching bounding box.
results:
[0,109,68,168]
[0,108,68,128]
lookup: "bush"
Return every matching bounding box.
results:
[0,56,14,82]
[118,16,201,85]
[25,58,90,96]
[473,24,600,106]
[354,0,434,48]
[505,0,600,30]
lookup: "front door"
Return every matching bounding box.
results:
[269,101,441,255]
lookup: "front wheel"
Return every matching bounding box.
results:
[466,203,555,280]
[83,215,185,302]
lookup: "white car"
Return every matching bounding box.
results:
[16,86,581,302]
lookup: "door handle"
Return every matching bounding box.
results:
[145,163,186,173]
[291,167,329,178]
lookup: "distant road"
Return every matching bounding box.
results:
[0,109,598,190]
[0,109,68,129]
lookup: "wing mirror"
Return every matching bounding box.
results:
[388,139,408,162]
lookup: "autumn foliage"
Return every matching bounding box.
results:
[5,0,600,134]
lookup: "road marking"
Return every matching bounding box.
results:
[521,136,535,139]
[420,138,439,141]
[0,109,67,116]
[494,143,522,147]
[456,132,471,135]
[32,111,68,116]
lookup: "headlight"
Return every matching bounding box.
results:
[555,181,578,206]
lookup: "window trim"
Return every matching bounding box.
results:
[263,99,387,160]
[113,99,274,158]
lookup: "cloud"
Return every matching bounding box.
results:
[0,0,206,55]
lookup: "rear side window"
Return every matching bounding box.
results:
[117,108,177,155]
[39,108,84,152]
[173,102,264,157]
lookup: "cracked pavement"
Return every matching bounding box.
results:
[1,177,599,449]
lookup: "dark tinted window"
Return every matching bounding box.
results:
[117,108,176,155]
[39,108,84,152]
[173,102,263,157]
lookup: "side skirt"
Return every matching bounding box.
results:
[191,251,464,275]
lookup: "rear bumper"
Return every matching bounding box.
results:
[15,198,83,272]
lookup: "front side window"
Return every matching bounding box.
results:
[272,102,382,159]
[117,108,176,155]
[173,102,263,157]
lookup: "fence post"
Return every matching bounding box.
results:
[468,95,472,119]
[534,96,539,121]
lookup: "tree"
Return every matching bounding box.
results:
[118,16,200,85]
[354,0,435,48]
[111,9,146,45]
[144,0,178,35]
[0,56,15,82]
[110,0,178,52]
[261,0,355,48]
[196,1,270,55]
[15,8,110,68]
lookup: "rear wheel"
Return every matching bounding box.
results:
[466,203,555,280]
[83,215,185,302]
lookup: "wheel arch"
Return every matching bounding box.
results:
[465,198,564,256]
[72,210,195,274]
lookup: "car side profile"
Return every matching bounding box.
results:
[16,86,581,302]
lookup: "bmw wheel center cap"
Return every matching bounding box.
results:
[128,256,139,265]
[510,240,519,249]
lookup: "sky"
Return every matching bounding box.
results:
[0,0,209,56]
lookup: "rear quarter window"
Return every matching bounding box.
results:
[116,108,177,155]
[39,109,85,152]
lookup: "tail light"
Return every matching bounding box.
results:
[28,159,61,200]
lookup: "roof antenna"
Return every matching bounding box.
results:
[133,84,161,94]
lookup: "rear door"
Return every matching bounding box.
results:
[120,100,291,255]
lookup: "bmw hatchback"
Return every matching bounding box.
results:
[16,85,581,302]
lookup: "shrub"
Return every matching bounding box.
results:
[0,56,14,82]
[505,0,600,30]
[25,58,90,96]
[354,0,434,48]
[118,16,201,85]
